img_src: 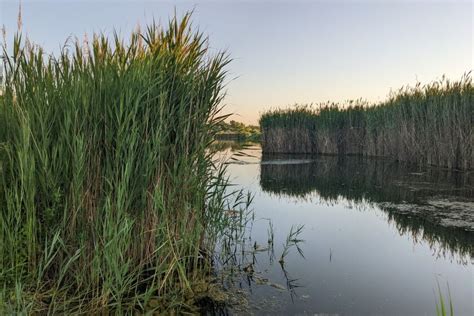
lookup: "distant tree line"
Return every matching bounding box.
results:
[216,120,261,142]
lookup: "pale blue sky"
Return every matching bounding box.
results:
[1,0,472,123]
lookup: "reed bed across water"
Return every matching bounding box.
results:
[260,74,473,170]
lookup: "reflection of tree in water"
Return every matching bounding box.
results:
[260,154,474,260]
[210,141,258,152]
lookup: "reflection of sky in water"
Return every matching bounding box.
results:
[222,144,473,316]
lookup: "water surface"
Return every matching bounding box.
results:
[220,144,473,316]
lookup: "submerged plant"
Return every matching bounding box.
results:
[0,14,246,314]
[267,219,274,247]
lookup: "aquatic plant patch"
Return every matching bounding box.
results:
[0,14,249,314]
[260,74,474,170]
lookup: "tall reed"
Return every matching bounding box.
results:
[260,74,473,170]
[0,14,241,314]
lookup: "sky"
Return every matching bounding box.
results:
[1,0,472,124]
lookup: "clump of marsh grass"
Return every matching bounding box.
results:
[260,73,474,170]
[0,14,245,314]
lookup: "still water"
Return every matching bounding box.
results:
[218,143,473,316]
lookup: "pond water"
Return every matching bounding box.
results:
[217,143,473,316]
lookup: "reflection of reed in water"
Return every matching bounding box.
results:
[260,160,318,198]
[261,154,473,201]
[387,212,473,263]
[260,155,474,259]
